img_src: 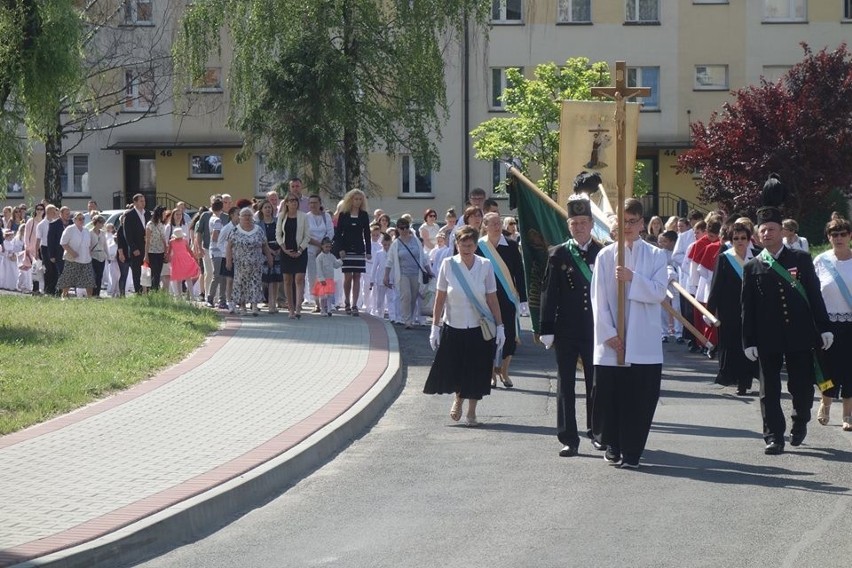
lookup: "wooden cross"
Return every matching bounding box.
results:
[590,61,650,366]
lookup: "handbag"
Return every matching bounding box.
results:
[141,262,152,287]
[449,259,496,342]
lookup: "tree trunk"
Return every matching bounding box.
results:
[44,119,63,206]
[341,0,360,191]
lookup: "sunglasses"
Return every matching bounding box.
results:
[731,236,749,241]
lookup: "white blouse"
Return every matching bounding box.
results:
[814,251,852,321]
[60,224,92,264]
[307,212,334,249]
[436,255,497,330]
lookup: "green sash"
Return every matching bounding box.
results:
[565,239,593,284]
[759,248,834,392]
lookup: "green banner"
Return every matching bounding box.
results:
[508,178,570,335]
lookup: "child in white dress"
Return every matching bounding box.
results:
[0,228,20,290]
[314,238,343,316]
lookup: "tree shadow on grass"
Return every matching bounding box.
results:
[0,325,68,346]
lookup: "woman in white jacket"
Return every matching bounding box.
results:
[276,193,312,319]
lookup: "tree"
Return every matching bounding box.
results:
[0,0,82,201]
[677,43,852,219]
[470,58,611,197]
[174,0,489,197]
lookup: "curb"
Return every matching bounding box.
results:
[13,317,402,568]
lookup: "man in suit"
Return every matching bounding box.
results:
[539,197,604,458]
[121,193,150,294]
[742,204,833,455]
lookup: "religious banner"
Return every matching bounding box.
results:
[557,100,642,212]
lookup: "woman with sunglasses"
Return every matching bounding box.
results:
[813,217,852,431]
[706,221,759,395]
[419,209,440,253]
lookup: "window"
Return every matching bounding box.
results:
[694,65,728,90]
[557,0,591,22]
[60,155,89,195]
[491,0,522,23]
[189,67,223,93]
[627,66,659,110]
[189,154,223,179]
[255,154,288,195]
[6,181,22,195]
[401,155,432,195]
[124,69,155,112]
[693,0,728,3]
[626,0,659,22]
[845,0,852,19]
[123,0,153,25]
[492,160,508,192]
[763,0,806,21]
[761,65,791,83]
[490,67,523,110]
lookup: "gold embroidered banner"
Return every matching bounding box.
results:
[557,100,642,216]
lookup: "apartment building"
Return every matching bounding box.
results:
[13,0,852,219]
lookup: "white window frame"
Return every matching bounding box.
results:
[124,69,155,112]
[189,67,223,94]
[491,0,523,23]
[189,154,224,180]
[492,160,509,193]
[762,0,806,21]
[123,0,154,25]
[400,155,433,196]
[625,0,660,22]
[761,65,792,84]
[557,0,591,23]
[693,0,728,4]
[627,66,660,111]
[844,0,852,19]
[694,65,729,90]
[60,154,89,195]
[490,67,522,110]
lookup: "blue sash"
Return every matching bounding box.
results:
[723,249,744,280]
[449,258,494,325]
[818,255,852,310]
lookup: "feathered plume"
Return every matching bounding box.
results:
[761,173,786,208]
[573,171,602,196]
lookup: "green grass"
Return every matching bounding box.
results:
[810,242,831,258]
[0,293,221,435]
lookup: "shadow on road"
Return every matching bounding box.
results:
[651,421,756,439]
[638,449,851,494]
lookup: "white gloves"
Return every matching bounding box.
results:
[744,346,759,362]
[519,302,530,317]
[702,314,713,327]
[496,324,506,351]
[821,332,834,350]
[540,334,555,349]
[429,325,441,351]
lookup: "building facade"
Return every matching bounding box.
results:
[10,0,852,219]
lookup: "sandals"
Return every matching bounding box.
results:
[817,402,830,425]
[500,374,514,389]
[450,398,462,422]
[490,376,497,388]
[843,417,852,432]
[351,306,359,317]
[345,304,352,315]
[465,415,481,427]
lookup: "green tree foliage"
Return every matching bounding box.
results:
[677,44,852,220]
[174,0,489,196]
[0,0,82,201]
[470,58,610,197]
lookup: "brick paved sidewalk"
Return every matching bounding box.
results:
[0,312,400,568]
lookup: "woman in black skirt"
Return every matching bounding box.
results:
[257,200,283,313]
[425,225,505,426]
[333,189,371,315]
[276,193,311,319]
[477,212,527,388]
[706,221,758,395]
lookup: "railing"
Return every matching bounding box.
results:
[639,192,707,220]
[112,191,196,210]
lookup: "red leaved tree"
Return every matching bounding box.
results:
[678,43,852,219]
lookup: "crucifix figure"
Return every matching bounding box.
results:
[590,61,650,366]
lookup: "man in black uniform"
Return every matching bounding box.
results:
[742,204,832,455]
[539,197,603,457]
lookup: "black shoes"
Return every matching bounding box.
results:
[591,439,606,451]
[604,447,621,465]
[764,441,785,455]
[791,427,807,447]
[559,445,578,457]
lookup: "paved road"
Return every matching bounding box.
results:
[140,322,852,568]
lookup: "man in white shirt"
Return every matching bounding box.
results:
[591,198,669,469]
[672,210,704,347]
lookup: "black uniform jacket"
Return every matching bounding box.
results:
[741,246,829,353]
[539,239,602,339]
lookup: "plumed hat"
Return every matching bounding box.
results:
[756,173,785,226]
[567,196,592,219]
[573,171,601,195]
